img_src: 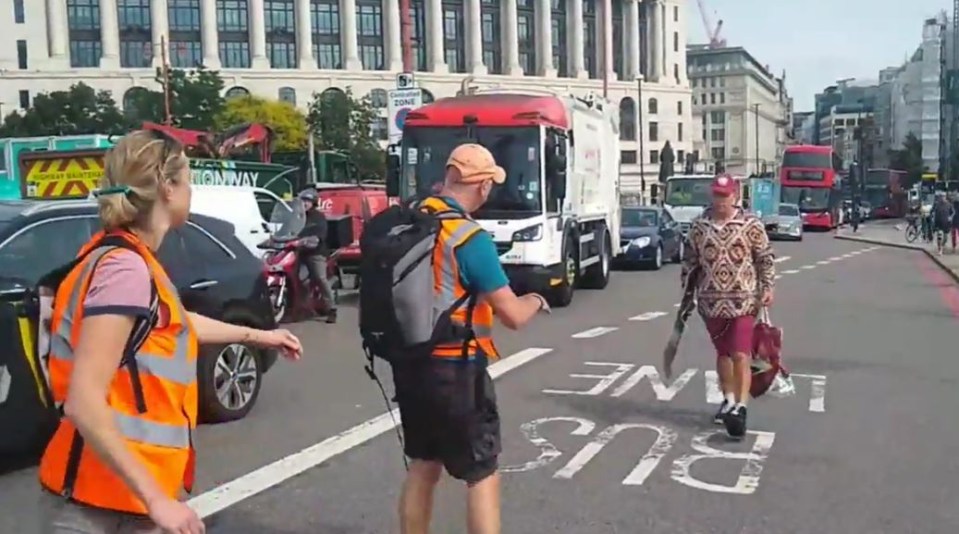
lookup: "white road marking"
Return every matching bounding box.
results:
[187,347,554,518]
[791,373,828,413]
[704,370,724,404]
[572,326,618,338]
[783,269,800,274]
[673,303,681,308]
[553,424,678,485]
[628,311,669,321]
[501,417,596,473]
[773,256,791,263]
[774,274,783,280]
[542,362,634,396]
[841,253,853,259]
[816,260,830,265]
[829,256,842,261]
[800,265,816,270]
[671,431,776,495]
[610,366,698,401]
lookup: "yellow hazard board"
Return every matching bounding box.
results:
[23,156,104,198]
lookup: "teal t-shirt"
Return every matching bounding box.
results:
[437,196,510,295]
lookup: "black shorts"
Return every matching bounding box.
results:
[392,359,501,484]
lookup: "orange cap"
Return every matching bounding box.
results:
[446,143,506,185]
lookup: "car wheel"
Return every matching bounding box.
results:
[198,311,264,423]
[672,238,685,263]
[647,245,663,271]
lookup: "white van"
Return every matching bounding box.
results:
[190,185,291,258]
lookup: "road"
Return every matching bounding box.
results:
[2,233,958,533]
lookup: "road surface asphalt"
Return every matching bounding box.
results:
[2,232,957,534]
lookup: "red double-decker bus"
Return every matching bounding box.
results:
[780,145,844,229]
[863,168,907,218]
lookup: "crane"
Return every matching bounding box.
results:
[696,0,726,48]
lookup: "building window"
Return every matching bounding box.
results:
[611,0,623,80]
[265,0,296,68]
[677,149,685,163]
[710,129,724,141]
[583,0,596,78]
[619,97,636,141]
[118,0,152,67]
[551,0,567,77]
[14,0,25,23]
[674,5,678,21]
[225,86,250,99]
[19,90,30,109]
[370,88,388,141]
[410,0,427,71]
[480,0,501,74]
[648,98,658,114]
[217,0,250,67]
[169,0,203,68]
[621,150,637,164]
[710,110,725,123]
[677,101,683,115]
[517,0,535,75]
[311,0,342,69]
[278,87,296,104]
[357,1,385,70]
[710,93,715,104]
[442,1,465,73]
[673,31,678,52]
[678,123,683,142]
[649,121,659,142]
[17,40,27,69]
[67,0,102,67]
[650,149,659,164]
[674,63,679,82]
[711,147,724,161]
[719,93,725,104]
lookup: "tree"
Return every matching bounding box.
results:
[0,83,128,137]
[125,67,226,131]
[213,95,309,151]
[888,132,923,187]
[307,89,385,180]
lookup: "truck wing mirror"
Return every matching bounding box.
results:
[386,152,401,198]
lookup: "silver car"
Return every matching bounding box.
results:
[770,203,803,241]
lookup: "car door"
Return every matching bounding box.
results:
[659,210,678,255]
[157,222,237,318]
[0,215,99,289]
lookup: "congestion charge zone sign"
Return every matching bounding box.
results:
[388,88,423,144]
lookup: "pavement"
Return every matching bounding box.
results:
[2,233,958,533]
[836,219,959,282]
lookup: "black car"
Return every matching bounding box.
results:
[616,206,685,270]
[0,199,278,450]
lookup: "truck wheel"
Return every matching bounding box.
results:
[581,229,611,290]
[549,237,577,307]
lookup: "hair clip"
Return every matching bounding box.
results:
[92,185,132,197]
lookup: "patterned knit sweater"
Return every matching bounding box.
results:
[681,207,776,318]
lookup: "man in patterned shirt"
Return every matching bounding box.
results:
[681,174,776,439]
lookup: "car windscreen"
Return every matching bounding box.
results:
[778,204,799,216]
[622,209,658,227]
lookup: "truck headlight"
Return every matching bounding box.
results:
[630,236,651,248]
[512,223,543,242]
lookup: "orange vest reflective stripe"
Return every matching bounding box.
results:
[420,197,500,361]
[38,230,199,515]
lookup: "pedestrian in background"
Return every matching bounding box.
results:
[950,193,959,253]
[393,144,549,534]
[682,174,776,439]
[932,192,953,255]
[37,130,303,534]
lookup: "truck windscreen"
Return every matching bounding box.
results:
[664,178,712,206]
[401,126,542,213]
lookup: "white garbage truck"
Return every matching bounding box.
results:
[385,88,621,307]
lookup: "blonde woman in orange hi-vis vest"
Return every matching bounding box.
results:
[36,130,302,534]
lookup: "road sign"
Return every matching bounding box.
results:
[387,88,422,144]
[396,72,415,89]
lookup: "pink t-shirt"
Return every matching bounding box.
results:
[82,249,153,318]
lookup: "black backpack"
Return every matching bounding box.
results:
[358,201,476,366]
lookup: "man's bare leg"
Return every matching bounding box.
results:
[465,471,501,534]
[399,460,443,534]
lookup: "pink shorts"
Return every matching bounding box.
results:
[704,315,755,358]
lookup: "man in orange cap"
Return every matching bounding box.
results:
[394,143,550,534]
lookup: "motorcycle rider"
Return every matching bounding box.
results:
[298,189,338,323]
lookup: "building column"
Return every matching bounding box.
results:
[296,0,316,69]
[626,0,640,80]
[599,0,614,82]
[535,0,555,77]
[568,0,586,78]
[339,0,363,69]
[248,0,270,68]
[648,0,662,81]
[46,0,69,66]
[149,0,170,68]
[467,0,487,74]
[502,0,522,75]
[386,0,404,71]
[98,0,121,68]
[200,0,221,69]
[426,0,448,72]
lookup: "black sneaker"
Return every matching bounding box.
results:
[724,405,747,440]
[325,308,338,324]
[713,400,732,425]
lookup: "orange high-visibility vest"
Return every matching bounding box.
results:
[38,230,198,515]
[419,196,500,361]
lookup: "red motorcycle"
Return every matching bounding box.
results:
[259,201,341,323]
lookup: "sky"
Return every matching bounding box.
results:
[685,0,951,110]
